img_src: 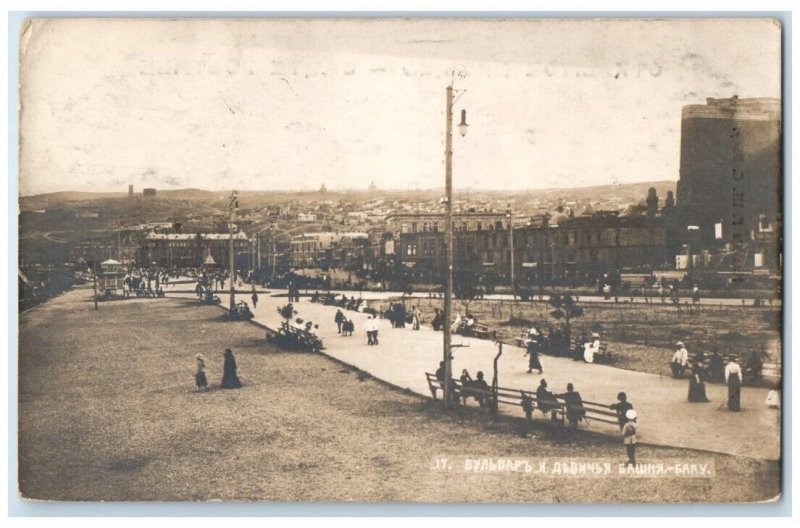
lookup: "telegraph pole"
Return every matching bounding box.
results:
[92,239,98,310]
[443,85,455,407]
[442,78,469,408]
[508,203,515,299]
[229,190,238,312]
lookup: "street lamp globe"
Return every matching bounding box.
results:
[458,109,469,137]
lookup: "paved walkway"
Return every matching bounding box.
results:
[168,286,781,461]
[166,276,780,307]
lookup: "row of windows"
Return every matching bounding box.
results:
[399,220,510,234]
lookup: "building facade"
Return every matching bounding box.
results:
[137,232,250,268]
[676,96,781,270]
[288,232,369,267]
[396,211,667,285]
[385,211,511,236]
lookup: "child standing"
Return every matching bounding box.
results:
[195,353,208,391]
[622,409,638,466]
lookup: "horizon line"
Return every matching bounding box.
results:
[19,179,678,199]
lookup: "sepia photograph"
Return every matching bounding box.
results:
[15,16,784,506]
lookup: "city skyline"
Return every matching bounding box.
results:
[19,18,781,195]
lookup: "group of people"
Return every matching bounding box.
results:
[194,348,242,390]
[672,341,749,411]
[523,326,602,366]
[334,308,356,337]
[450,311,478,336]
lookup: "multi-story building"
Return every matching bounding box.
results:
[385,211,511,236]
[137,232,250,268]
[288,232,369,267]
[396,209,667,286]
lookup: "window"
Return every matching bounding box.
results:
[412,222,418,233]
[477,222,482,231]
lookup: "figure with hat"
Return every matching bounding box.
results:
[724,355,743,411]
[622,409,638,467]
[524,326,544,374]
[670,342,689,378]
[194,353,208,391]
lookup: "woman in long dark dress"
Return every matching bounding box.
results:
[725,357,743,412]
[221,348,242,389]
[688,363,710,402]
[525,334,543,374]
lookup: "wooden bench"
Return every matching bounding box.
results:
[424,373,620,432]
[462,323,493,340]
[425,372,445,400]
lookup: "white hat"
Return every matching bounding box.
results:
[195,353,204,360]
[626,409,637,420]
[675,341,684,347]
[591,332,600,338]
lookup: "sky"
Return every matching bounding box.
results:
[18,18,782,195]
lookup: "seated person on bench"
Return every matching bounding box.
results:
[536,379,560,417]
[557,383,586,430]
[462,370,490,407]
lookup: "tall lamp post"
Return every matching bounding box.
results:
[507,202,515,299]
[443,81,469,408]
[229,190,239,312]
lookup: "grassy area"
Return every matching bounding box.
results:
[367,296,781,385]
[18,288,780,502]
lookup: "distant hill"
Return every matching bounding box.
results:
[19,180,677,211]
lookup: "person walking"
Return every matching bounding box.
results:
[525,328,544,374]
[251,289,259,309]
[688,363,710,402]
[335,309,345,334]
[194,353,208,391]
[622,409,638,467]
[725,356,743,411]
[220,348,243,389]
[365,315,375,345]
[412,306,420,330]
[371,315,380,345]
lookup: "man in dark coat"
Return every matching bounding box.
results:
[335,309,345,334]
[558,383,586,431]
[609,391,633,431]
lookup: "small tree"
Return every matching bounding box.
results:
[548,293,583,346]
[453,266,480,315]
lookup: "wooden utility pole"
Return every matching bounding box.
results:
[229,190,238,312]
[492,342,503,421]
[92,239,98,310]
[443,85,454,408]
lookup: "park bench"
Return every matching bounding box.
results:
[424,372,620,434]
[458,322,493,340]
